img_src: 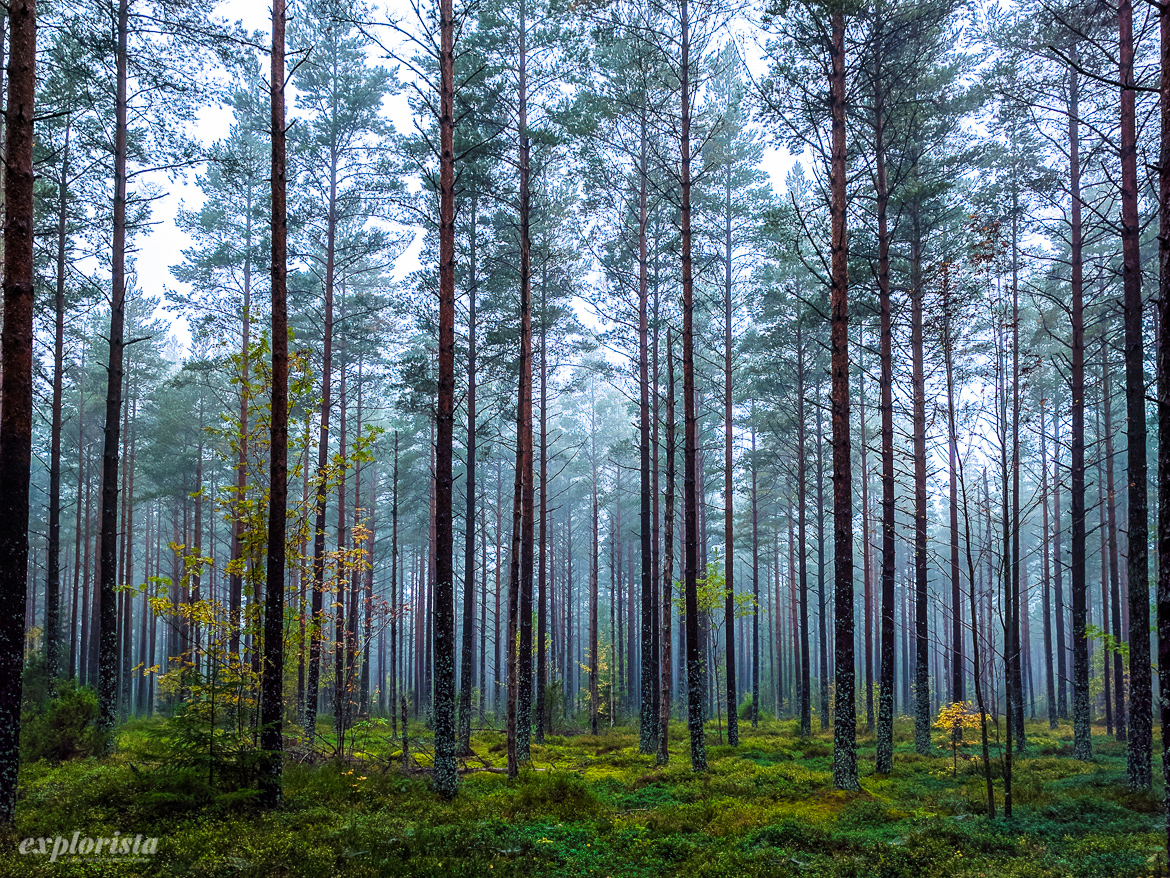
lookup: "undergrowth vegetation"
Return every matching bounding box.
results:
[0,713,1162,877]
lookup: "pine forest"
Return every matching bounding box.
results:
[1,0,1170,875]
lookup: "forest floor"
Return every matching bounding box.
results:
[0,714,1163,877]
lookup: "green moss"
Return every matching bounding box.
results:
[0,718,1158,877]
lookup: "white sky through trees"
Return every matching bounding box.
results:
[135,0,791,350]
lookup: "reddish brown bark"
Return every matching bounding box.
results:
[0,0,36,824]
[828,7,858,791]
[433,0,458,795]
[259,0,288,807]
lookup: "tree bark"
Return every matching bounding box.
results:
[796,322,811,738]
[1068,52,1091,761]
[513,0,534,766]
[432,0,458,794]
[46,117,69,693]
[1053,388,1068,720]
[0,0,35,824]
[911,226,930,756]
[680,0,706,771]
[1041,396,1056,729]
[828,7,858,791]
[97,0,130,748]
[1155,0,1170,854]
[859,326,874,731]
[1119,0,1151,788]
[1102,336,1125,741]
[874,37,897,773]
[659,328,675,764]
[304,132,338,746]
[259,0,288,808]
[723,149,738,749]
[457,195,478,756]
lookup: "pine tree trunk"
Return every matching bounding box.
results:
[723,157,738,749]
[1068,52,1091,762]
[638,109,657,754]
[859,327,874,731]
[1102,338,1125,740]
[305,149,338,746]
[457,197,478,756]
[513,0,534,765]
[390,434,399,737]
[259,0,288,807]
[536,258,549,743]
[796,323,811,738]
[944,267,963,709]
[71,350,86,682]
[680,0,705,771]
[229,196,252,659]
[1119,0,1151,788]
[334,331,349,742]
[431,0,458,794]
[1053,389,1068,720]
[1010,206,1025,754]
[751,416,760,729]
[47,119,70,693]
[97,0,129,749]
[816,409,828,731]
[874,49,897,774]
[911,227,930,756]
[1041,397,1056,729]
[659,327,675,764]
[588,382,599,736]
[0,0,36,823]
[828,7,858,790]
[1155,0,1170,853]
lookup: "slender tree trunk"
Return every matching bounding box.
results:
[334,326,349,742]
[1119,0,1151,788]
[432,0,458,794]
[305,157,338,745]
[750,415,759,729]
[659,329,676,763]
[97,0,130,747]
[1069,53,1091,762]
[1041,397,1056,729]
[680,0,705,771]
[1010,204,1025,754]
[457,196,478,756]
[513,0,535,766]
[536,255,549,743]
[859,327,874,731]
[875,49,897,774]
[911,228,930,756]
[390,433,399,737]
[46,118,70,693]
[71,351,86,681]
[796,324,811,738]
[723,155,738,748]
[816,408,828,730]
[1053,389,1068,720]
[638,109,657,754]
[944,268,963,710]
[828,7,858,790]
[0,0,35,824]
[1102,337,1125,740]
[958,450,996,818]
[229,199,253,659]
[589,382,600,735]
[259,0,288,808]
[1155,0,1170,854]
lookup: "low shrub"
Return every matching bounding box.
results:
[20,680,106,763]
